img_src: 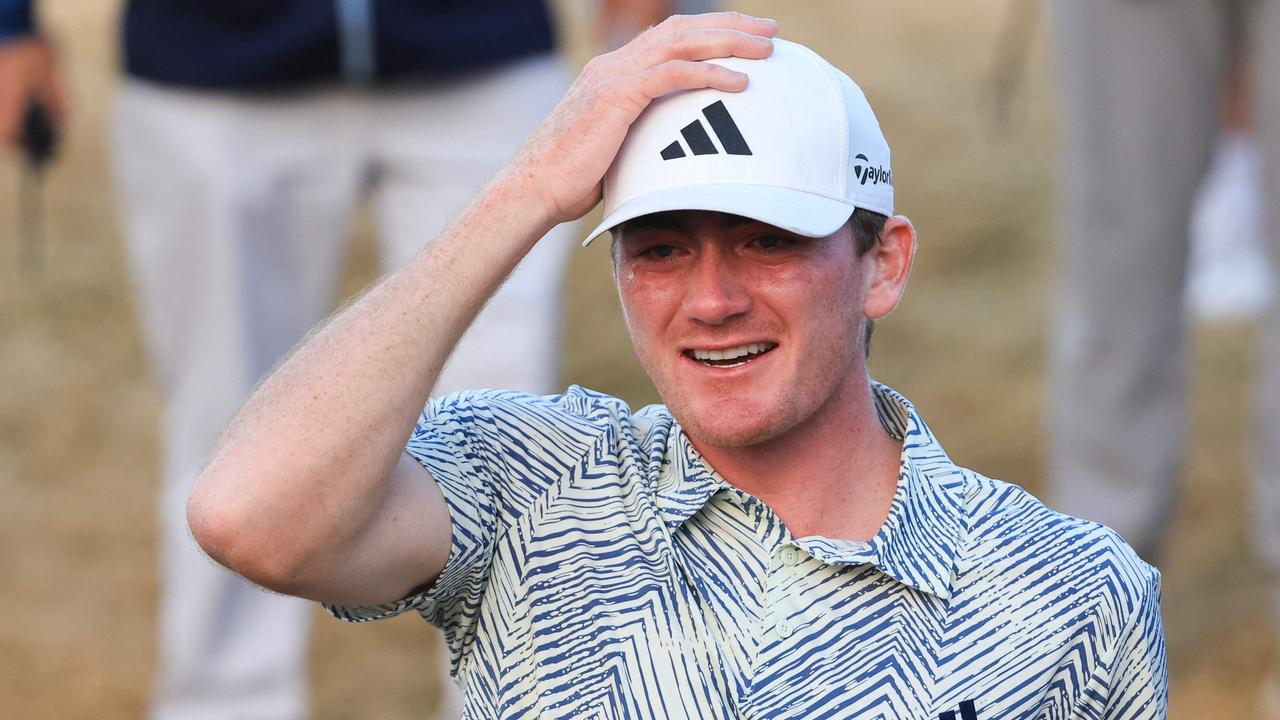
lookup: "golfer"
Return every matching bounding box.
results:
[188,13,1166,719]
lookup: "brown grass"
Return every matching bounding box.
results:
[0,0,1269,717]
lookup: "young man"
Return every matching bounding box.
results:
[188,13,1167,719]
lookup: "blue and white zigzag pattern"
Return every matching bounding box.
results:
[328,384,1166,719]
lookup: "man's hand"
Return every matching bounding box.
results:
[0,35,67,149]
[509,12,777,226]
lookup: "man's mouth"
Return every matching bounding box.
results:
[683,342,778,368]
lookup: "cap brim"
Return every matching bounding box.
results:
[582,184,857,246]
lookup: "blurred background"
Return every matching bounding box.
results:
[0,1,1274,718]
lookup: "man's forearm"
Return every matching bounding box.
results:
[190,171,556,586]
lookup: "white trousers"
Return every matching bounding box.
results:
[112,55,573,720]
[1049,0,1280,592]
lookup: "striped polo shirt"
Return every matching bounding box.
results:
[329,383,1166,719]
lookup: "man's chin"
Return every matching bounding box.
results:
[652,374,797,448]
[671,405,791,450]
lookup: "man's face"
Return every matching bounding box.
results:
[613,210,872,449]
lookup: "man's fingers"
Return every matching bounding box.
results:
[512,12,776,224]
[658,11,779,37]
[631,60,749,102]
[636,28,774,66]
[587,13,776,89]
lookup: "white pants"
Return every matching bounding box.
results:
[1049,0,1280,595]
[112,55,573,720]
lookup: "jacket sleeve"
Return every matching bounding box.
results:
[0,0,34,41]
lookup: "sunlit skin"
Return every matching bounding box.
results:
[613,210,916,539]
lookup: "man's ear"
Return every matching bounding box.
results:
[862,215,916,320]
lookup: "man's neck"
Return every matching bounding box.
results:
[689,377,903,542]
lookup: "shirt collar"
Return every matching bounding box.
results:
[654,382,966,601]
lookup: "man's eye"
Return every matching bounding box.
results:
[640,244,678,260]
[752,234,794,251]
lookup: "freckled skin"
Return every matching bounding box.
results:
[614,211,872,451]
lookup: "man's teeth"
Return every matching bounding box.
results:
[690,343,774,363]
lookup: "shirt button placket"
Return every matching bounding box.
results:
[771,544,803,641]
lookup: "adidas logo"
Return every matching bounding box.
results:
[853,152,892,186]
[660,100,753,160]
[938,700,979,720]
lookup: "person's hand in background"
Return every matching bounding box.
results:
[0,34,67,150]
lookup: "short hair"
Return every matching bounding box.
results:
[849,208,887,257]
[849,208,889,358]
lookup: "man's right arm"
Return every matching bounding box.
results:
[186,12,779,609]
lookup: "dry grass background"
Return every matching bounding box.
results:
[0,0,1271,717]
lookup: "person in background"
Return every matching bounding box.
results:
[1186,57,1275,323]
[0,1,673,718]
[1048,2,1280,714]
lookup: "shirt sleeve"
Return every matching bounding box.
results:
[324,388,605,676]
[1101,565,1168,719]
[324,392,513,661]
[0,0,34,41]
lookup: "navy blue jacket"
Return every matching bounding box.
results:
[0,0,556,89]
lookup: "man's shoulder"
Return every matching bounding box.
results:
[410,388,677,523]
[426,385,676,446]
[955,469,1158,615]
[430,385,623,421]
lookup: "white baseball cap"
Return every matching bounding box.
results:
[583,37,893,245]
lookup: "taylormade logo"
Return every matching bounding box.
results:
[853,153,892,186]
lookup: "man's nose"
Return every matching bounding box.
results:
[681,253,752,325]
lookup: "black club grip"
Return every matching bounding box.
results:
[20,100,57,167]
